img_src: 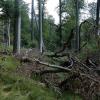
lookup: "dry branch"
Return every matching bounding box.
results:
[19,57,100,84]
[33,58,100,84]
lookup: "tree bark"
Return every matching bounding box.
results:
[39,0,43,53]
[7,18,11,47]
[96,0,100,35]
[75,0,80,51]
[13,0,21,54]
[17,14,21,54]
[31,0,34,41]
[59,0,62,46]
[3,20,8,52]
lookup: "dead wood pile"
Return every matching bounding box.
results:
[17,49,100,100]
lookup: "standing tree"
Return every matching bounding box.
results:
[13,0,21,54]
[0,0,34,50]
[0,0,14,48]
[30,0,34,41]
[38,0,43,53]
[96,0,100,35]
[61,0,84,50]
[75,0,80,51]
[59,0,62,46]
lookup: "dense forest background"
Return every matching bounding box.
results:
[0,0,100,100]
[0,0,99,53]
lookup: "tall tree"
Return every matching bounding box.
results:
[59,0,62,45]
[30,0,34,41]
[75,0,80,50]
[96,0,100,35]
[60,0,84,50]
[13,0,21,54]
[7,18,11,47]
[38,0,43,53]
[0,0,14,48]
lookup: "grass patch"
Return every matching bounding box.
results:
[61,92,82,100]
[0,71,83,100]
[0,54,83,100]
[0,55,20,71]
[0,72,57,100]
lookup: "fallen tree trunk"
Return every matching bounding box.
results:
[33,58,100,84]
[18,57,100,84]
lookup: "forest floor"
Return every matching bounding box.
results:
[0,48,100,100]
[0,49,82,100]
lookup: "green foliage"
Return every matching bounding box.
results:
[88,2,97,19]
[0,72,57,100]
[62,0,84,16]
[0,55,20,71]
[29,40,38,48]
[0,71,83,100]
[62,91,82,100]
[62,16,76,41]
[0,0,14,19]
[0,54,83,100]
[20,0,31,47]
[42,16,59,51]
[77,38,99,60]
[80,18,97,46]
[0,0,31,48]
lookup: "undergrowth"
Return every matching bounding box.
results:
[0,53,83,100]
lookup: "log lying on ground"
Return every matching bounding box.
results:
[33,58,72,71]
[33,58,100,84]
[18,57,100,83]
[18,52,100,99]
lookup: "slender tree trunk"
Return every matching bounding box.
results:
[3,20,7,52]
[31,0,34,41]
[39,0,43,53]
[13,0,21,54]
[7,18,11,47]
[59,0,62,46]
[34,9,39,34]
[17,14,21,54]
[42,0,44,30]
[96,0,100,48]
[42,0,46,51]
[2,21,4,45]
[75,0,80,51]
[96,0,100,36]
[13,0,18,53]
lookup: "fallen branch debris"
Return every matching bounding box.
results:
[17,50,100,100]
